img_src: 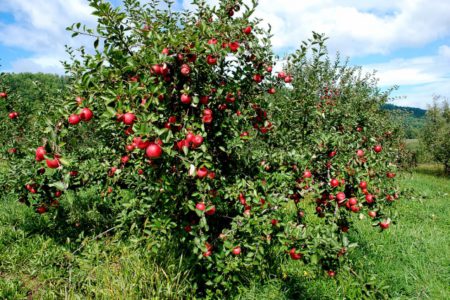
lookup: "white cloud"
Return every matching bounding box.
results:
[183,0,450,57]
[0,0,97,73]
[362,47,450,108]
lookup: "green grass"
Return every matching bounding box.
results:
[0,166,449,299]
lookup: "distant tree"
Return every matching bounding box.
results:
[420,96,450,174]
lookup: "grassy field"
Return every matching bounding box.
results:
[0,165,449,299]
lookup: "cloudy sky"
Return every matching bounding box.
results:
[0,0,449,108]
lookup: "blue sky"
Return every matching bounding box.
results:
[1,0,449,109]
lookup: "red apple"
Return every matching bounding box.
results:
[336,192,346,202]
[289,248,302,260]
[206,55,217,65]
[80,108,93,121]
[365,194,374,203]
[46,157,60,169]
[303,170,312,178]
[359,181,367,189]
[368,211,377,218]
[197,167,208,178]
[35,146,46,161]
[373,145,382,153]
[348,198,358,206]
[229,42,239,52]
[146,143,162,158]
[123,112,136,125]
[0,92,7,98]
[196,202,206,211]
[121,155,129,164]
[192,135,203,147]
[330,178,339,188]
[180,64,190,76]
[379,220,390,230]
[206,205,216,216]
[243,26,252,34]
[232,246,241,255]
[180,93,191,104]
[356,149,364,157]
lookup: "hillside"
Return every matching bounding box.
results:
[382,104,426,139]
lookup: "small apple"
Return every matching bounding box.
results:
[373,145,382,153]
[123,112,136,125]
[196,202,206,211]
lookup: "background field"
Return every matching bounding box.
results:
[1,164,448,299]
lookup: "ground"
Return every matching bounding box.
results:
[0,165,449,299]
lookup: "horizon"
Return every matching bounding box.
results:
[1,0,449,109]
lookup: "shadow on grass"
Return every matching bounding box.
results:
[414,164,448,177]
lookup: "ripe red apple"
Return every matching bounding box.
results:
[284,75,293,83]
[359,181,367,189]
[55,190,62,197]
[35,146,46,161]
[373,145,382,153]
[348,198,358,206]
[162,48,170,55]
[206,205,216,216]
[186,132,195,143]
[46,157,60,169]
[268,87,276,94]
[8,112,18,119]
[365,194,374,204]
[123,112,136,125]
[180,93,191,104]
[277,71,286,79]
[206,55,217,65]
[0,92,7,98]
[69,170,78,177]
[121,155,129,164]
[271,219,278,226]
[289,248,302,260]
[126,144,135,152]
[336,192,346,202]
[232,246,241,255]
[202,114,213,124]
[192,135,203,147]
[109,167,117,177]
[330,178,339,188]
[197,167,208,178]
[253,74,262,83]
[243,26,252,34]
[36,206,47,214]
[196,202,206,211]
[368,211,377,218]
[180,64,190,76]
[379,220,390,230]
[168,116,176,123]
[303,170,312,178]
[239,193,246,205]
[80,108,93,121]
[356,149,364,157]
[386,172,396,178]
[327,270,336,277]
[328,151,337,158]
[229,42,239,52]
[207,38,217,45]
[146,143,162,158]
